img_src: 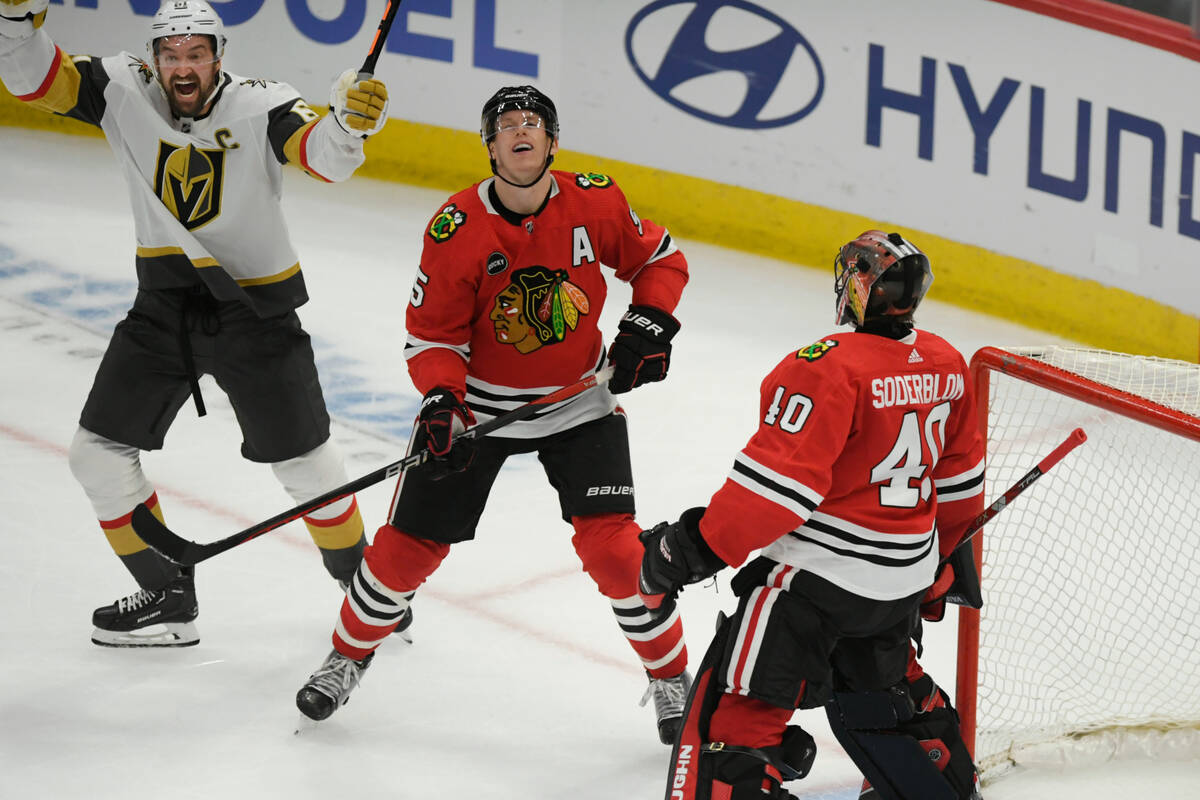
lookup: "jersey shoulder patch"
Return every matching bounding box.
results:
[574,171,614,190]
[126,55,155,86]
[795,338,839,362]
[427,202,469,243]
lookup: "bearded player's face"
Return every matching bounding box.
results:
[155,35,220,117]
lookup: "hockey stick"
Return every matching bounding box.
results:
[358,0,401,79]
[942,426,1087,566]
[131,366,614,566]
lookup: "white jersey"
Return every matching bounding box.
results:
[0,30,367,317]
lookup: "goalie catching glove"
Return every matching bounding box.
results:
[0,0,48,40]
[638,506,727,610]
[415,388,476,480]
[606,304,680,394]
[330,69,389,138]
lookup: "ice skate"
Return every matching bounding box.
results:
[296,649,374,721]
[640,669,692,744]
[90,570,199,648]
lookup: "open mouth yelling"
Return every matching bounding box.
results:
[171,77,200,104]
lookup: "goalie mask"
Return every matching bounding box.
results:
[480,85,559,188]
[834,230,932,327]
[147,1,226,75]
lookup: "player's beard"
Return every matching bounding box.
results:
[164,71,217,118]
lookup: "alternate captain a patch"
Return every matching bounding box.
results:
[153,141,226,231]
[796,339,838,362]
[428,203,467,242]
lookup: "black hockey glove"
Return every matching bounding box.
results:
[638,506,727,610]
[606,304,681,394]
[920,544,983,622]
[415,388,476,480]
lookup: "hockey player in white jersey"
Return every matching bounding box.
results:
[0,0,396,647]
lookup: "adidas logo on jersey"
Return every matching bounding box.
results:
[908,349,924,363]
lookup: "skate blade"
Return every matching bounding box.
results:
[91,621,200,648]
[294,714,322,735]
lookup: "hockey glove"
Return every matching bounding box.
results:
[638,506,727,610]
[415,388,476,480]
[330,68,389,138]
[920,545,983,622]
[0,0,48,40]
[606,304,680,394]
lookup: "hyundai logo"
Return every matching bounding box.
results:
[625,0,824,129]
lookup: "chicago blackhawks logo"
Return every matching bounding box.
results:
[428,204,467,242]
[153,141,225,231]
[575,172,613,189]
[490,265,590,354]
[796,339,838,362]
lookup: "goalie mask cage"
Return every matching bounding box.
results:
[957,345,1200,781]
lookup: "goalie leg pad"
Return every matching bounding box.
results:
[663,613,816,800]
[693,728,815,800]
[898,675,982,800]
[826,680,978,800]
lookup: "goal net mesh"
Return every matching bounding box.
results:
[967,345,1200,779]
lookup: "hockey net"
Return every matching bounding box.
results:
[957,345,1200,781]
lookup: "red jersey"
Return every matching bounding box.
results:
[699,329,985,601]
[404,171,688,438]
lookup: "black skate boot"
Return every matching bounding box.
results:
[641,669,692,744]
[296,649,374,721]
[91,569,199,648]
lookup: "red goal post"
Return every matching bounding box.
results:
[957,345,1200,780]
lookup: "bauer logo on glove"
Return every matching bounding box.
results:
[330,68,389,138]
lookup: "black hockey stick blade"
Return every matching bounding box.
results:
[132,507,204,566]
[945,426,1087,564]
[131,366,614,566]
[358,0,401,78]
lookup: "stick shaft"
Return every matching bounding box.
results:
[132,367,613,564]
[949,427,1087,560]
[359,0,401,77]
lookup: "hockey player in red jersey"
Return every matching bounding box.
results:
[0,0,390,647]
[638,231,985,799]
[295,85,694,743]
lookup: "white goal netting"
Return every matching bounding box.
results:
[963,345,1200,780]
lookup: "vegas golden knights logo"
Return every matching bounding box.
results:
[153,141,225,230]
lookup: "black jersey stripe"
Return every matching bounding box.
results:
[801,516,933,551]
[652,233,673,259]
[787,528,936,568]
[935,469,985,495]
[731,459,819,514]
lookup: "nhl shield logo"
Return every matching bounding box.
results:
[153,141,225,231]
